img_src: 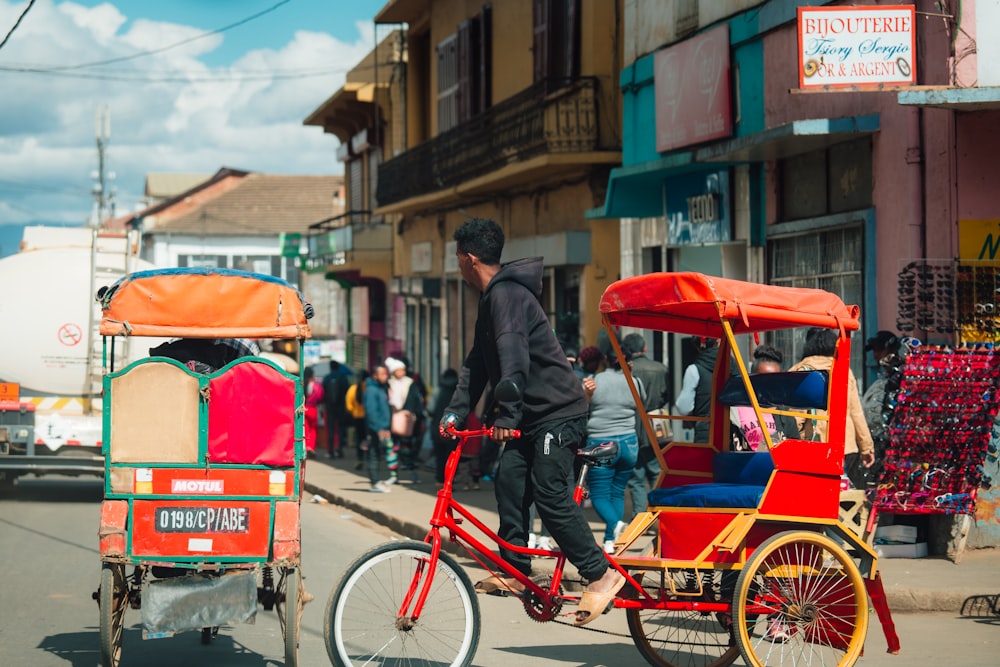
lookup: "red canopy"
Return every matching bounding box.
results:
[599,272,859,337]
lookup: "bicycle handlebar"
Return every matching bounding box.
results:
[445,425,522,440]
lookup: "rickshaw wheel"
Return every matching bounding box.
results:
[733,531,869,667]
[277,566,302,667]
[626,569,740,667]
[99,564,127,667]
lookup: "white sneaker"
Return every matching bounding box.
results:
[384,476,398,485]
[536,536,554,551]
[603,540,616,554]
[527,533,538,550]
[369,482,390,493]
[613,521,628,540]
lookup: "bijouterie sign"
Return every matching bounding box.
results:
[797,5,916,88]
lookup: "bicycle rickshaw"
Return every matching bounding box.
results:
[93,267,313,667]
[324,271,901,667]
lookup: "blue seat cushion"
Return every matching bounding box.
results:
[648,483,766,509]
[713,452,774,486]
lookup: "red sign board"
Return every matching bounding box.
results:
[654,24,732,153]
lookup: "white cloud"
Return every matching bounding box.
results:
[0,2,372,226]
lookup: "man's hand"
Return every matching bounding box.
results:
[439,413,462,439]
[491,427,518,443]
[861,450,875,468]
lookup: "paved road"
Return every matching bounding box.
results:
[1,477,997,666]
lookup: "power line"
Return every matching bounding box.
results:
[0,0,36,51]
[0,64,344,83]
[44,0,294,72]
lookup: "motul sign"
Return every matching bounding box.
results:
[171,479,224,494]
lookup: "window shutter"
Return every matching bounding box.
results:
[457,19,479,122]
[479,5,492,112]
[437,34,459,132]
[565,0,579,79]
[532,0,549,83]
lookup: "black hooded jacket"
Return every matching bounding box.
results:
[446,256,588,431]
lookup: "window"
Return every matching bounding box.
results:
[533,0,580,85]
[438,6,492,132]
[769,227,864,380]
[780,138,872,221]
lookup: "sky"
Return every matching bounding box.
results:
[0,0,389,255]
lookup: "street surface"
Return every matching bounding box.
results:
[0,476,996,666]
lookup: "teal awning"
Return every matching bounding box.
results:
[898,86,1000,112]
[588,114,879,220]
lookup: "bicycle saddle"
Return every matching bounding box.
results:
[579,441,619,466]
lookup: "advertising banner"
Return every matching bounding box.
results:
[798,5,916,89]
[654,24,732,153]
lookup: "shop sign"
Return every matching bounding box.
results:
[798,5,916,89]
[666,170,731,247]
[654,24,732,153]
[959,219,1000,264]
[411,241,432,273]
[279,233,302,258]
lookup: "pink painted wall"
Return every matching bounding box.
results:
[759,10,960,335]
[957,112,1000,219]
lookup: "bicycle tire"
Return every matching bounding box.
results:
[627,569,740,667]
[324,541,481,667]
[733,531,868,667]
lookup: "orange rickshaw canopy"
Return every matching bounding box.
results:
[98,267,312,339]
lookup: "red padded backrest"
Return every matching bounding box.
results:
[207,360,297,465]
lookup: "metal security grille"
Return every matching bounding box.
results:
[769,226,864,380]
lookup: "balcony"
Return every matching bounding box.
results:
[305,210,393,270]
[377,77,607,207]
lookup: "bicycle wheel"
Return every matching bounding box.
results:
[99,564,127,667]
[324,541,480,667]
[627,569,740,667]
[278,566,302,667]
[733,531,869,667]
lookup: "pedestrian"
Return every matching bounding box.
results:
[621,332,667,521]
[439,217,624,626]
[322,361,351,458]
[582,347,644,553]
[303,367,324,458]
[861,330,905,482]
[788,327,875,490]
[385,356,423,484]
[675,336,721,443]
[344,369,369,470]
[729,344,799,450]
[428,368,460,485]
[577,345,603,379]
[363,364,395,493]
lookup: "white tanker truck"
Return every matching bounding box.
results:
[0,226,162,489]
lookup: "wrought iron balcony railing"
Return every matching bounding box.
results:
[377,77,604,206]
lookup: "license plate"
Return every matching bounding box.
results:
[154,507,251,534]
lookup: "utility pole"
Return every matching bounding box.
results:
[89,104,116,227]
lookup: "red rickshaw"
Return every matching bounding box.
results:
[323,271,900,667]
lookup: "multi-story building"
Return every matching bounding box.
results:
[359,0,626,384]
[303,32,400,372]
[593,0,999,548]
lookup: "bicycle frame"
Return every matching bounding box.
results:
[398,427,653,623]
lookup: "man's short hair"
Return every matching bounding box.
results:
[622,333,646,356]
[454,218,504,265]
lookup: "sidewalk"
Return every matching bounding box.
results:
[302,453,1000,613]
